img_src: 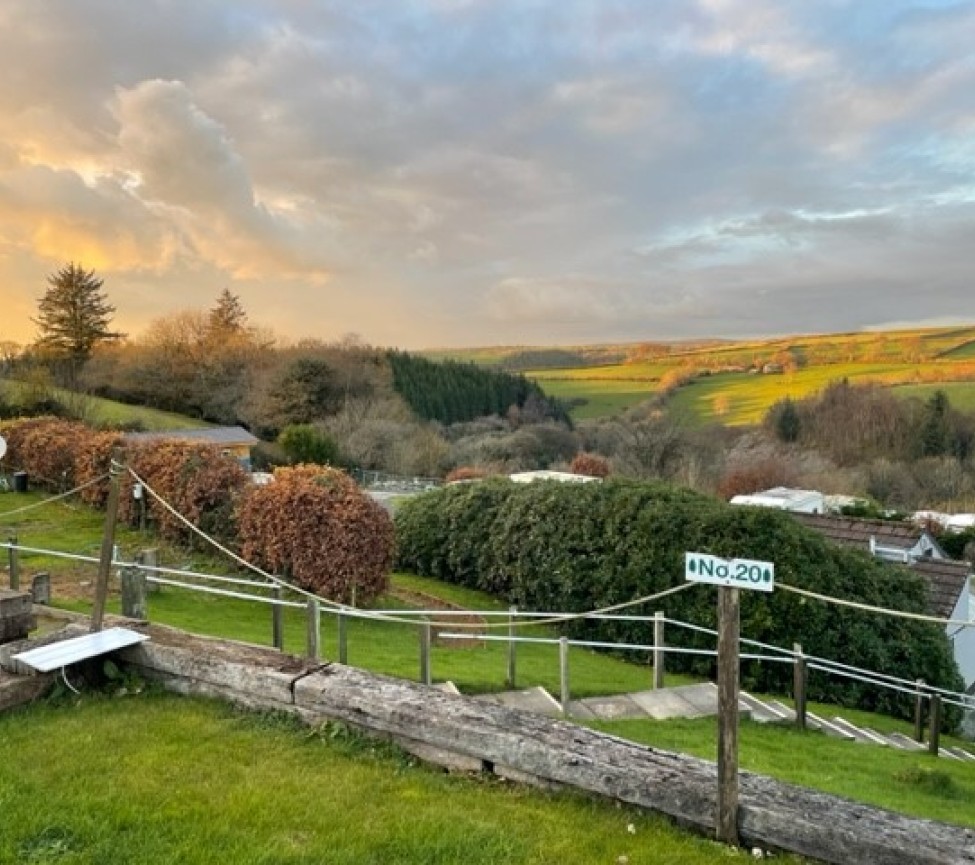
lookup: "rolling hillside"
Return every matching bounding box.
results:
[426,326,975,425]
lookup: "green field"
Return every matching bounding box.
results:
[666,364,921,426]
[530,377,657,418]
[0,379,209,431]
[893,382,975,411]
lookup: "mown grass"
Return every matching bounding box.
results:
[1,490,690,698]
[593,714,975,829]
[0,693,791,865]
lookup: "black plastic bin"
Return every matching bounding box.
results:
[12,471,28,493]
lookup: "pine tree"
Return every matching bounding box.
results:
[33,263,121,378]
[206,288,248,337]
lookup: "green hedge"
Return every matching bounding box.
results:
[395,479,964,727]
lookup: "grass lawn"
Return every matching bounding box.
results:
[0,693,791,865]
[593,713,975,829]
[1,490,691,699]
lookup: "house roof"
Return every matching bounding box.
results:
[792,513,969,617]
[124,426,259,447]
[791,513,936,553]
[910,558,972,619]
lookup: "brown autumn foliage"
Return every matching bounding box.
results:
[74,430,124,508]
[120,440,250,545]
[445,466,490,483]
[237,464,394,603]
[0,416,90,489]
[716,457,798,500]
[569,452,611,478]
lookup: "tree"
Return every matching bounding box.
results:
[278,424,341,466]
[33,263,121,380]
[206,289,248,338]
[774,397,801,443]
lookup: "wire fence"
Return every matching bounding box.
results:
[4,538,974,718]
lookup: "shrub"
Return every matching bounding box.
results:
[445,466,490,483]
[238,465,394,604]
[395,478,964,727]
[570,452,611,478]
[121,440,249,546]
[0,417,89,490]
[278,423,341,466]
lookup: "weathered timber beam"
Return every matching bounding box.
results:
[72,624,975,865]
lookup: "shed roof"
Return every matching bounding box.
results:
[124,426,259,447]
[910,558,971,619]
[791,513,936,553]
[792,513,969,616]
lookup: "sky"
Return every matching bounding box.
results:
[0,0,973,350]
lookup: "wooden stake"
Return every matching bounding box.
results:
[506,605,517,688]
[7,534,18,591]
[716,586,740,846]
[91,449,124,633]
[337,611,348,664]
[559,636,570,718]
[653,610,665,689]
[793,642,807,731]
[306,598,320,661]
[419,618,432,685]
[272,585,284,650]
[914,679,925,743]
[929,694,942,757]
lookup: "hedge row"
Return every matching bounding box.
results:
[1,417,394,604]
[395,478,964,726]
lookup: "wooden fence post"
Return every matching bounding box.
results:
[306,598,320,662]
[272,586,284,651]
[716,586,741,847]
[793,643,807,731]
[914,679,926,743]
[137,548,160,594]
[928,694,942,757]
[8,535,19,591]
[30,572,51,605]
[337,611,348,664]
[92,449,124,633]
[653,610,665,690]
[120,566,148,620]
[559,636,570,718]
[506,606,517,688]
[419,618,432,685]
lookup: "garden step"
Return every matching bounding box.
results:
[474,686,564,717]
[887,732,928,752]
[945,746,975,762]
[738,691,791,724]
[830,717,889,745]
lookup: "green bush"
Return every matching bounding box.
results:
[278,423,340,466]
[395,479,964,728]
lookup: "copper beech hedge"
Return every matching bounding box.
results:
[1,418,394,604]
[238,465,394,603]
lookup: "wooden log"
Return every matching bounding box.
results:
[102,624,975,865]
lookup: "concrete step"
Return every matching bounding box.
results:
[739,691,791,724]
[887,732,928,752]
[945,746,975,762]
[475,686,563,717]
[433,680,461,696]
[830,717,889,746]
[803,711,855,740]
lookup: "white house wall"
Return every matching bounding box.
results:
[949,586,975,690]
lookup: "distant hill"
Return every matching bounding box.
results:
[424,325,975,424]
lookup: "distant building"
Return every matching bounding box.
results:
[509,470,601,484]
[730,487,824,514]
[792,511,975,691]
[125,426,259,471]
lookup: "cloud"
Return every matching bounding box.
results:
[0,0,974,349]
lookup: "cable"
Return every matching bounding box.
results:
[0,474,109,520]
[778,581,975,628]
[129,466,698,630]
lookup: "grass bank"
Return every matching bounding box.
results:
[0,693,802,865]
